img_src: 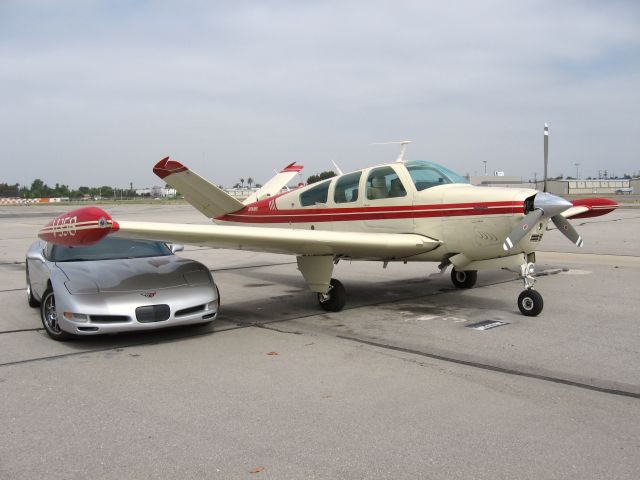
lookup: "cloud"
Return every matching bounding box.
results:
[1,0,639,188]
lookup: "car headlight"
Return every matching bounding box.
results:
[62,312,89,323]
[205,300,219,311]
[65,280,99,294]
[184,270,212,286]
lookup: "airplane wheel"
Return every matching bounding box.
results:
[518,289,543,317]
[451,269,477,289]
[317,279,346,312]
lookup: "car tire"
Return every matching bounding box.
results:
[40,287,74,341]
[26,266,40,308]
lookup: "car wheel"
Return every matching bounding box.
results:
[40,287,74,341]
[26,266,40,308]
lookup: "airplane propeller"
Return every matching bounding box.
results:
[503,123,584,251]
[550,214,584,247]
[503,192,572,251]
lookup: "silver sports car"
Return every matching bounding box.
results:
[26,237,219,340]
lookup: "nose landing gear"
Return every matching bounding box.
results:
[518,261,543,316]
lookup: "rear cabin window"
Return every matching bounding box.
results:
[366,166,407,200]
[300,180,331,207]
[334,172,361,204]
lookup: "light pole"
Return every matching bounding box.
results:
[483,161,487,176]
[574,163,580,179]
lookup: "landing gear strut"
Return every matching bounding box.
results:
[317,278,346,312]
[517,261,543,316]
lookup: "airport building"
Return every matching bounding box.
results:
[534,179,633,195]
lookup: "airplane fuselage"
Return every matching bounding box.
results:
[215,161,543,264]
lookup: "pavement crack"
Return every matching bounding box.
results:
[337,335,640,400]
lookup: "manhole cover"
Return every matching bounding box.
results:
[466,320,509,331]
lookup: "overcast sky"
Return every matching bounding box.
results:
[1,0,639,189]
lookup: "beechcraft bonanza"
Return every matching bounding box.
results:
[39,125,617,316]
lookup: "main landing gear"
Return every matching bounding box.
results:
[317,279,346,312]
[517,261,543,316]
[450,268,477,289]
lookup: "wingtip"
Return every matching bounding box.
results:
[153,157,188,179]
[281,162,304,173]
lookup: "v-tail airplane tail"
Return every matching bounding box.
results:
[153,157,303,219]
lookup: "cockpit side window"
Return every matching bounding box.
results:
[366,166,407,200]
[299,179,331,207]
[334,172,361,204]
[405,161,468,191]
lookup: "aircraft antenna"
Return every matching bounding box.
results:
[371,140,412,162]
[331,160,344,175]
[543,123,549,193]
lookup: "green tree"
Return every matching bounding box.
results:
[30,179,45,197]
[307,170,337,185]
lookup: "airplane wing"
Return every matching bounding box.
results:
[242,162,304,205]
[38,207,441,259]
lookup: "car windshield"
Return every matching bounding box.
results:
[404,160,469,191]
[51,237,172,262]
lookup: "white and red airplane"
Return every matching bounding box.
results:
[39,126,617,316]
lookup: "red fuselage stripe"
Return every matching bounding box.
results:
[217,202,523,224]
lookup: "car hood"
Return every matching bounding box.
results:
[56,256,210,293]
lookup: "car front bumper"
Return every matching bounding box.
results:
[55,283,219,335]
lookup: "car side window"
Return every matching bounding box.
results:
[366,166,407,200]
[334,172,361,204]
[300,179,331,207]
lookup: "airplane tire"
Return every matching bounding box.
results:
[317,279,346,312]
[451,269,477,289]
[518,289,543,317]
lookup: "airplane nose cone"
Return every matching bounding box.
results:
[533,192,572,218]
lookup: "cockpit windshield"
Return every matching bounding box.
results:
[404,161,469,191]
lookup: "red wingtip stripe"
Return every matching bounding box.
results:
[153,157,189,179]
[39,207,115,246]
[281,162,304,173]
[570,197,619,219]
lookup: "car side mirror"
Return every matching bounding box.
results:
[27,248,45,262]
[170,244,184,253]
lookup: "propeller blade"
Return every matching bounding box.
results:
[543,123,549,193]
[551,214,584,247]
[503,209,544,251]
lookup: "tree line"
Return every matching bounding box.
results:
[0,179,135,199]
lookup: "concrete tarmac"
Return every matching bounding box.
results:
[1,204,639,479]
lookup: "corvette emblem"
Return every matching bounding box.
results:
[141,291,157,298]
